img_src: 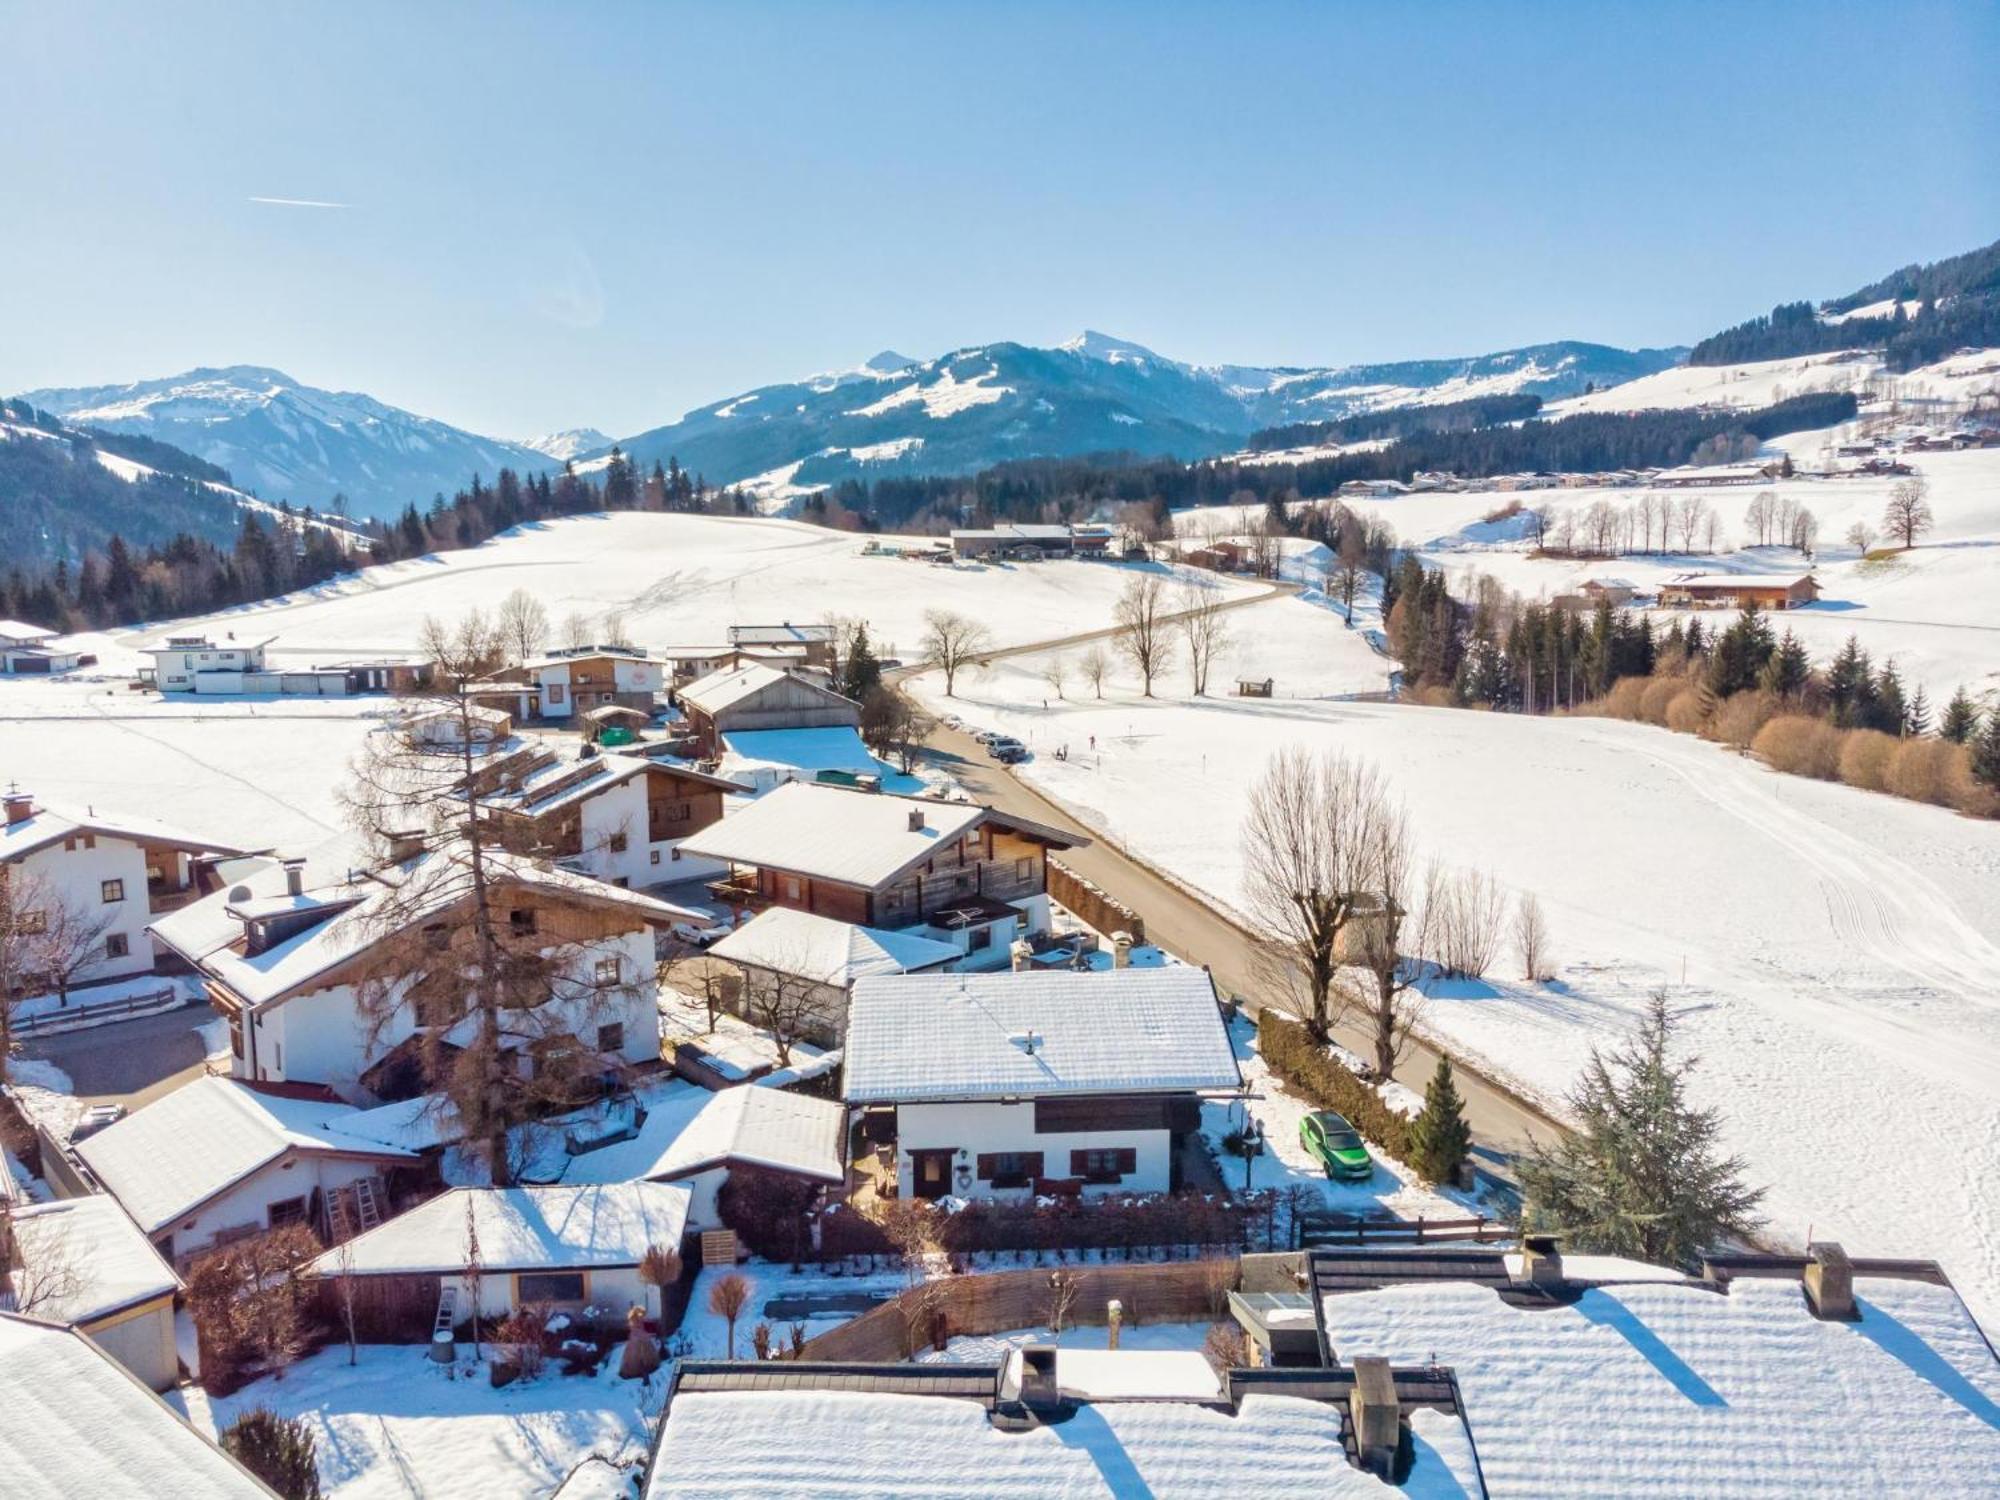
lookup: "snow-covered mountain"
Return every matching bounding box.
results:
[610,333,1683,503]
[521,427,613,462]
[18,366,553,520]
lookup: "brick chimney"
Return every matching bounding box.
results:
[907,807,926,832]
[3,791,31,827]
[1521,1234,1564,1288]
[1348,1356,1401,1479]
[1804,1241,1857,1321]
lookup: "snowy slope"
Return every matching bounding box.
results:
[521,427,613,462]
[914,661,2000,1331]
[20,366,553,520]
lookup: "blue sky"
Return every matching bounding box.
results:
[3,1,1995,439]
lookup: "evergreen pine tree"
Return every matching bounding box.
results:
[1870,661,1908,735]
[1517,992,1764,1270]
[1824,636,1871,727]
[1973,712,2000,795]
[222,1408,322,1500]
[1407,1056,1473,1186]
[1906,685,1931,738]
[1940,688,1982,745]
[840,624,882,701]
[1757,629,1811,699]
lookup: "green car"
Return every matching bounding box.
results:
[1300,1111,1373,1181]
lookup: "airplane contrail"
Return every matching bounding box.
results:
[248,196,350,209]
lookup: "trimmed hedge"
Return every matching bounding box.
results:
[1257,1010,1414,1161]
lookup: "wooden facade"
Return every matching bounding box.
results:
[684,673,860,755]
[718,823,1054,927]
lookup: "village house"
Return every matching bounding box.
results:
[706,905,960,1047]
[680,782,1082,968]
[465,742,740,887]
[726,621,837,667]
[1658,572,1820,610]
[1553,576,1639,612]
[525,645,666,721]
[60,1075,419,1268]
[2,1194,183,1391]
[1,789,246,992]
[948,524,1111,561]
[0,618,86,675]
[0,1312,276,1496]
[842,966,1240,1202]
[140,633,351,696]
[676,662,862,758]
[314,655,433,694]
[151,842,698,1101]
[304,1182,690,1327]
[614,1083,847,1232]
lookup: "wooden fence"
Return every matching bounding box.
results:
[1294,1212,1503,1250]
[10,985,184,1038]
[1047,859,1145,946]
[798,1256,1239,1362]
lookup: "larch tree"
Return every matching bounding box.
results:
[919,608,993,697]
[1241,748,1396,1043]
[339,610,645,1185]
[1517,991,1764,1271]
[1112,574,1176,697]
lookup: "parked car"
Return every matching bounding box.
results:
[988,738,1028,763]
[670,917,733,950]
[1299,1111,1373,1181]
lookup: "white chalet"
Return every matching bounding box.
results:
[151,842,700,1101]
[525,646,666,720]
[1,789,245,990]
[843,968,1240,1201]
[0,618,84,675]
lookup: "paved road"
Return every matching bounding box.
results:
[925,715,1561,1191]
[22,1001,215,1108]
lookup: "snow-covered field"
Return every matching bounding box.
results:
[913,666,2000,1331]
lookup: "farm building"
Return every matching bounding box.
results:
[1658,573,1820,610]
[948,524,1108,561]
[677,663,861,757]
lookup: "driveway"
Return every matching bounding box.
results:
[21,1000,217,1108]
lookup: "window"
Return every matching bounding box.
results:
[608,832,628,854]
[597,1022,625,1053]
[266,1196,309,1229]
[510,907,538,936]
[104,933,130,960]
[100,878,125,903]
[975,1151,1043,1188]
[1070,1147,1137,1183]
[15,909,46,936]
[548,683,566,704]
[593,956,621,987]
[965,925,993,952]
[649,849,661,866]
[517,1271,586,1303]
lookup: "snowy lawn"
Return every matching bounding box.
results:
[914,675,2000,1330]
[177,1342,664,1500]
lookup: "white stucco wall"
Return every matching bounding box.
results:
[147,1151,390,1263]
[440,1262,648,1319]
[16,835,157,986]
[893,1100,1171,1199]
[81,1299,180,1391]
[239,927,662,1099]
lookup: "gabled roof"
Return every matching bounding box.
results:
[0,618,57,643]
[0,1314,276,1497]
[197,843,702,1008]
[679,782,1080,891]
[843,967,1240,1104]
[74,1076,415,1234]
[0,799,246,865]
[1666,572,1816,590]
[680,661,855,718]
[4,1196,181,1324]
[711,907,959,988]
[304,1182,690,1276]
[728,623,835,646]
[475,749,741,819]
[148,855,291,966]
[647,1086,846,1184]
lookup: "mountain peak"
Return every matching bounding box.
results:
[1058,330,1169,368]
[863,350,918,374]
[522,427,612,462]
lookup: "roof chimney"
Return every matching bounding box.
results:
[282,857,306,897]
[1111,931,1133,969]
[3,791,31,827]
[1018,1345,1060,1411]
[1010,938,1035,973]
[1347,1356,1401,1480]
[907,808,926,833]
[1521,1234,1564,1288]
[1804,1241,1857,1321]
[385,829,426,864]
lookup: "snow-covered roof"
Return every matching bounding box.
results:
[4,1196,181,1324]
[0,1314,274,1498]
[0,797,246,865]
[0,618,57,643]
[844,968,1240,1104]
[711,907,959,988]
[648,1383,1475,1498]
[74,1076,414,1234]
[718,726,888,781]
[647,1086,846,1184]
[1317,1273,2000,1494]
[147,855,291,964]
[680,781,1075,889]
[198,843,700,1008]
[306,1182,690,1276]
[727,623,834,646]
[681,661,851,718]
[1665,572,1816,590]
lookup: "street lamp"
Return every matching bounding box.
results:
[1240,1117,1265,1191]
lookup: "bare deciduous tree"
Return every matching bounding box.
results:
[1079,645,1111,699]
[1040,654,1069,702]
[559,611,593,652]
[1883,476,1934,550]
[333,1237,360,1366]
[1046,1267,1080,1338]
[919,609,993,697]
[860,688,935,775]
[340,611,640,1185]
[1514,892,1553,982]
[0,867,59,1079]
[1177,581,1231,696]
[734,950,834,1066]
[639,1243,683,1321]
[709,1271,753,1359]
[26,886,118,1008]
[1241,749,1396,1042]
[496,588,549,665]
[1845,521,1874,555]
[1424,866,1508,980]
[1112,574,1176,697]
[1347,797,1423,1079]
